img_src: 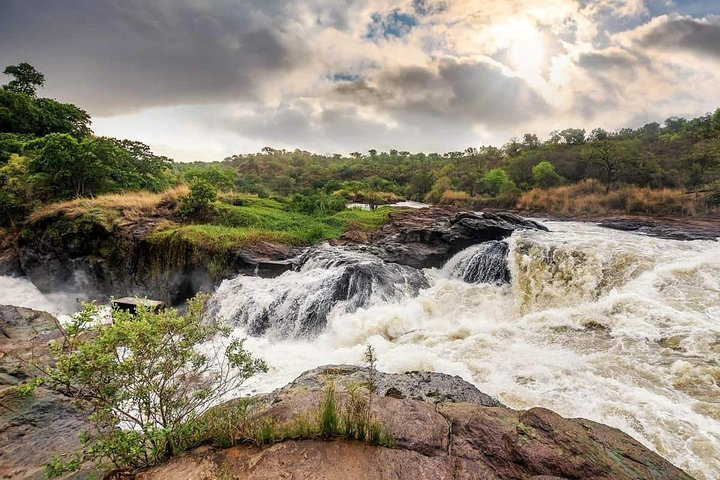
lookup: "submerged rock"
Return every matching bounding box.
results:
[365,207,547,269]
[143,364,694,480]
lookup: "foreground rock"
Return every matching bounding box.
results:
[0,305,92,480]
[354,207,548,269]
[144,365,693,480]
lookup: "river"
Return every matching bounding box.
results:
[2,221,718,478]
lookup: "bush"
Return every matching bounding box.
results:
[477,168,516,197]
[531,161,562,188]
[180,178,217,219]
[41,294,267,474]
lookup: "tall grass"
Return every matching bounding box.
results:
[516,179,706,216]
[29,186,188,224]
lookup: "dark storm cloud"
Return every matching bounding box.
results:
[0,0,308,115]
[636,15,720,57]
[335,59,550,127]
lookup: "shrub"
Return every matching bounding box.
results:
[180,178,217,219]
[531,161,562,188]
[40,294,267,474]
[319,382,340,439]
[477,168,516,197]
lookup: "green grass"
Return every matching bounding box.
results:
[150,202,392,251]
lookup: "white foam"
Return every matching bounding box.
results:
[214,222,720,479]
[0,276,81,315]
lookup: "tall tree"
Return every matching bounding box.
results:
[2,63,45,96]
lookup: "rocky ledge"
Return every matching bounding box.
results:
[0,305,91,480]
[145,365,692,480]
[2,207,547,305]
[340,206,548,269]
[595,215,720,241]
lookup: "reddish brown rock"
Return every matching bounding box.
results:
[142,365,693,480]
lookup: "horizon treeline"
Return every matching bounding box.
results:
[2,62,719,228]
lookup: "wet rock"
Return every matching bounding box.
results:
[366,207,548,269]
[16,214,298,305]
[210,248,429,338]
[0,305,93,480]
[597,216,720,241]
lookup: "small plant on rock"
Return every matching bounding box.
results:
[40,293,266,475]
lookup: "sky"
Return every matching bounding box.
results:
[1,0,719,162]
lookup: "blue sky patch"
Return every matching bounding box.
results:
[366,9,419,40]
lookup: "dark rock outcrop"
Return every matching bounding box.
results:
[362,207,547,269]
[16,214,298,305]
[211,247,429,338]
[596,216,720,241]
[144,364,693,480]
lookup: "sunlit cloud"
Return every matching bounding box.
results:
[1,0,718,160]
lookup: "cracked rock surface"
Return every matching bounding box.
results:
[143,365,694,480]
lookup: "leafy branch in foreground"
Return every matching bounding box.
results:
[41,293,266,475]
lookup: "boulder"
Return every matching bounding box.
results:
[365,207,548,269]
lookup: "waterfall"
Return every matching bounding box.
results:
[208,245,429,338]
[441,240,510,284]
[209,223,720,479]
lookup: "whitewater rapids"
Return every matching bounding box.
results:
[214,221,720,479]
[2,221,718,478]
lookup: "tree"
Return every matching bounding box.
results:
[0,154,34,227]
[183,165,236,191]
[589,136,616,193]
[3,63,45,96]
[40,295,267,473]
[180,178,218,218]
[26,133,88,199]
[406,171,433,200]
[425,176,452,203]
[477,168,515,197]
[531,161,562,188]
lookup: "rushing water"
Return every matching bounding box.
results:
[3,221,719,478]
[211,221,720,479]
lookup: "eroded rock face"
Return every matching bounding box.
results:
[16,214,298,305]
[144,365,693,480]
[363,207,548,269]
[0,305,91,480]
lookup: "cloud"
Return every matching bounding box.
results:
[335,58,550,127]
[0,0,310,115]
[1,0,719,160]
[632,14,720,57]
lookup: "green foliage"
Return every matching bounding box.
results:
[289,193,346,215]
[183,165,236,191]
[3,63,45,96]
[319,382,340,439]
[531,161,562,188]
[41,294,267,472]
[0,154,35,226]
[180,178,218,219]
[45,455,81,478]
[477,168,515,196]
